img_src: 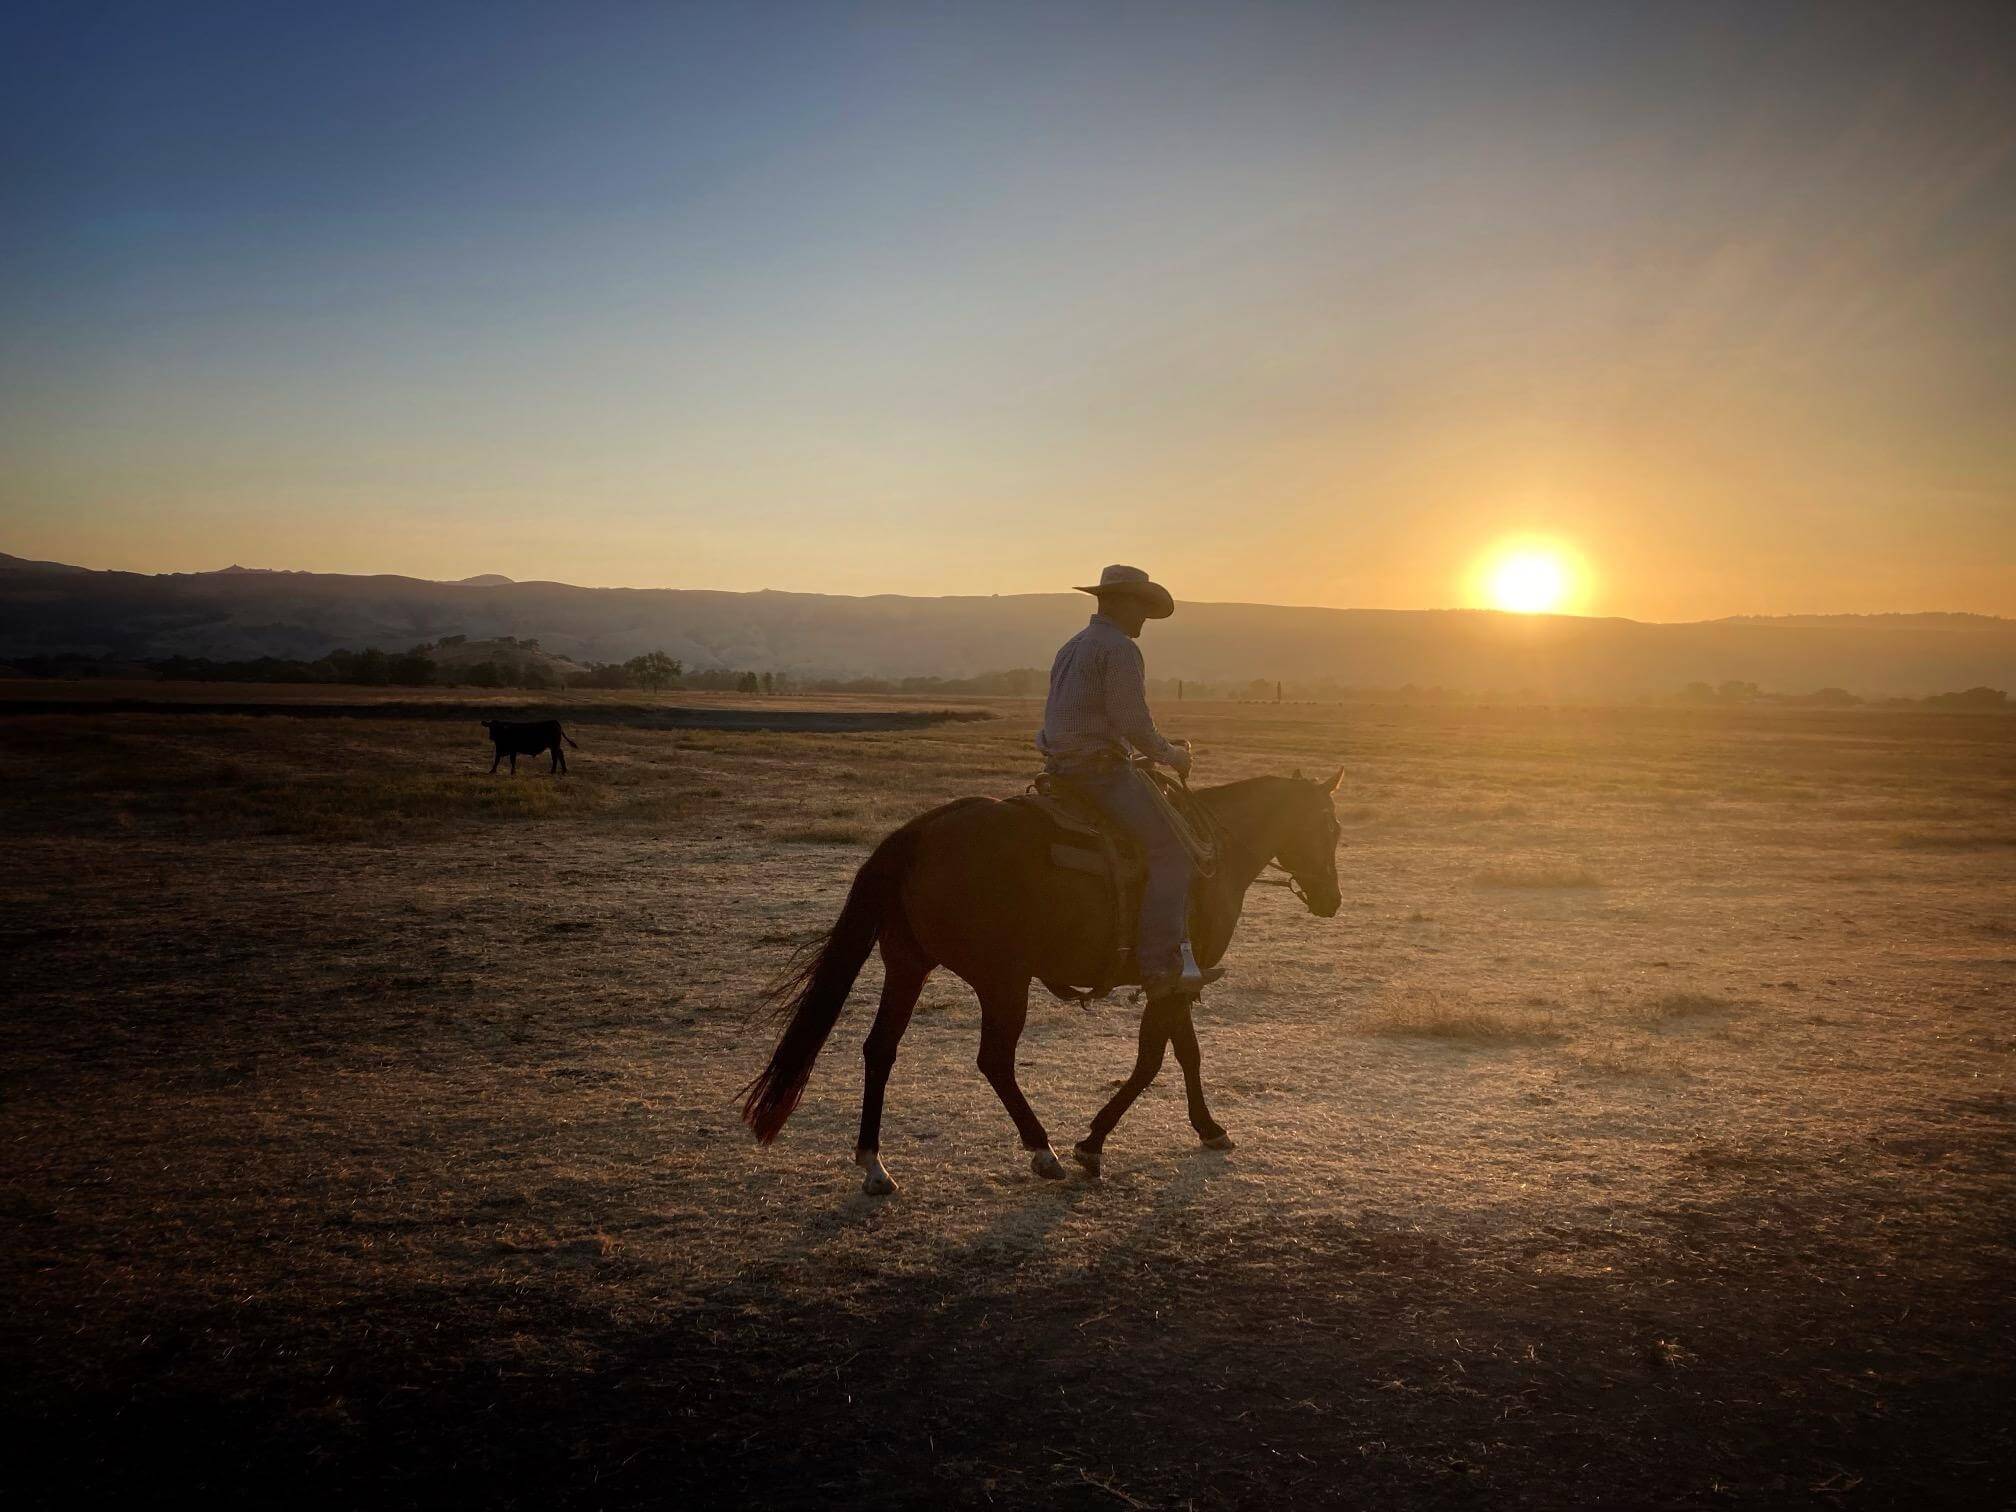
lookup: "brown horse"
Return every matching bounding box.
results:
[741,768,1344,1193]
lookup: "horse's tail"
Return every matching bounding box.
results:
[739,805,961,1144]
[561,726,580,748]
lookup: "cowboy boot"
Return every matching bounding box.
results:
[1143,942,1225,999]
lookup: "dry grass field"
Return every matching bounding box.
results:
[3,686,2011,1508]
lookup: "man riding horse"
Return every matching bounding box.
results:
[741,565,1344,1194]
[1038,563,1224,1002]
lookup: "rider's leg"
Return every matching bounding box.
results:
[1076,768,1192,986]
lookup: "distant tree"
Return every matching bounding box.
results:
[760,671,773,695]
[388,650,436,686]
[624,651,683,691]
[350,647,389,686]
[1924,686,2008,710]
[737,671,761,693]
[467,660,502,688]
[1717,680,1760,703]
[438,633,466,648]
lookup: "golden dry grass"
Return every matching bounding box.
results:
[1358,991,1565,1044]
[1,689,2011,1507]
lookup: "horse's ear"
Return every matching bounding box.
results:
[1322,766,1344,793]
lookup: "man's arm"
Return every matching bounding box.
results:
[1102,639,1186,769]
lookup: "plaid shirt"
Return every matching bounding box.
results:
[1036,614,1183,768]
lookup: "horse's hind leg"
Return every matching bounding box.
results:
[855,946,929,1196]
[1075,996,1179,1176]
[1169,1001,1231,1149]
[974,978,1063,1180]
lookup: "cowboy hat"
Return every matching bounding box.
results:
[1074,563,1175,619]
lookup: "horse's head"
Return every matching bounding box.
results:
[1275,767,1344,917]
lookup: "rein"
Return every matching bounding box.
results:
[1258,862,1312,905]
[1155,767,1221,880]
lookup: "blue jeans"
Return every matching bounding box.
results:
[1063,763,1192,982]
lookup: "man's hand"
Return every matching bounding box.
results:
[1168,739,1193,778]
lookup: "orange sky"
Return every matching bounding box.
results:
[3,4,2012,619]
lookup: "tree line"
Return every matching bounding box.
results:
[3,647,2006,711]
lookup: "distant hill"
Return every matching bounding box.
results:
[0,551,92,575]
[2,553,2011,699]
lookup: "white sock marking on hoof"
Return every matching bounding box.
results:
[1030,1147,1066,1181]
[855,1150,896,1196]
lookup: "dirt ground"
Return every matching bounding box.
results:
[3,689,2011,1508]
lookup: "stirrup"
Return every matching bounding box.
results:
[1144,942,1226,1000]
[1179,942,1224,993]
[1142,965,1225,1001]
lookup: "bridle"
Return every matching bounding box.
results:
[1259,860,1315,908]
[1177,767,1334,911]
[1260,801,1340,912]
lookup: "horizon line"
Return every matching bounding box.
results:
[4,548,2009,628]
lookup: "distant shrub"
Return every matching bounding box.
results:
[1923,686,2008,710]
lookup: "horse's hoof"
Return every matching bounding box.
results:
[1030,1147,1066,1181]
[1199,1131,1236,1151]
[855,1150,897,1196]
[1072,1141,1103,1178]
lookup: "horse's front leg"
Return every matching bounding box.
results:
[1074,995,1179,1176]
[1169,999,1232,1149]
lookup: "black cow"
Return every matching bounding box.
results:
[482,719,579,774]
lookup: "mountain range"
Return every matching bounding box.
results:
[2,553,2011,698]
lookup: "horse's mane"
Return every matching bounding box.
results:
[1194,773,1306,803]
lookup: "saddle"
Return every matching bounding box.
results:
[1007,763,1220,1002]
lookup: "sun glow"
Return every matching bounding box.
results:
[1474,542,1582,614]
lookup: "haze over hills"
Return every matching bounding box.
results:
[1,553,2011,699]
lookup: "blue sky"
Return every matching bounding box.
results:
[3,1,2012,616]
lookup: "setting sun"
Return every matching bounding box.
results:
[1473,542,1582,614]
[1489,551,1567,613]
